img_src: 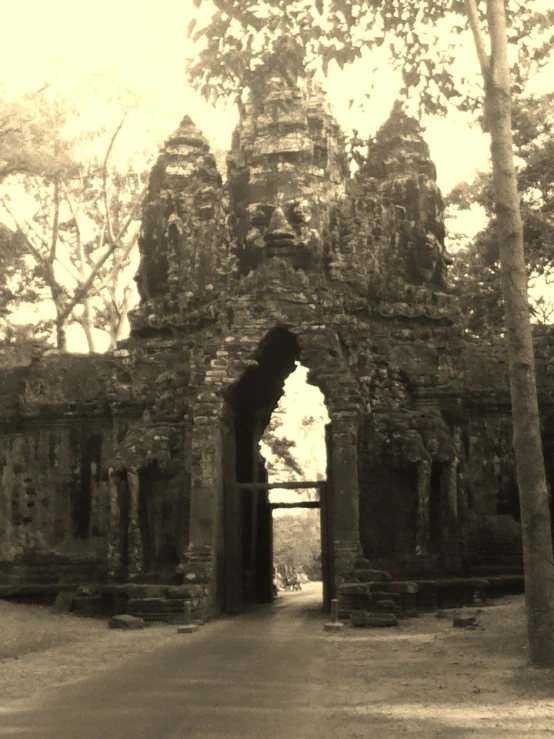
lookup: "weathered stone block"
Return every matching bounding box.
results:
[373,599,399,612]
[338,583,370,596]
[452,614,478,629]
[338,582,372,619]
[324,621,344,632]
[109,614,144,630]
[177,624,200,634]
[387,581,419,594]
[123,584,165,599]
[351,610,399,627]
[127,597,186,622]
[51,591,75,614]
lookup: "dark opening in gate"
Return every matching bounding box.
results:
[225,327,330,614]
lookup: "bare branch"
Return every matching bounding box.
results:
[0,199,66,290]
[464,0,491,80]
[49,176,61,260]
[102,113,129,245]
[113,188,144,243]
[60,181,86,275]
[89,231,139,297]
[1,196,50,253]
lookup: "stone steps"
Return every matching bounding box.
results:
[338,573,525,625]
[69,582,207,622]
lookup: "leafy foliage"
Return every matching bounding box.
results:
[0,86,152,351]
[0,87,75,181]
[448,93,554,336]
[187,0,554,116]
[273,510,321,578]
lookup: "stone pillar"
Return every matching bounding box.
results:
[441,458,461,571]
[457,467,469,563]
[455,429,469,563]
[416,459,431,557]
[107,469,121,578]
[127,466,144,577]
[185,416,224,617]
[330,416,361,580]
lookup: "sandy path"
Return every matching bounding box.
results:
[0,587,553,737]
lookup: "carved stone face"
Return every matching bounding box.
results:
[410,231,452,289]
[245,198,321,263]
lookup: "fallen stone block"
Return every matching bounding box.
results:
[108,614,144,630]
[324,621,344,632]
[177,624,200,634]
[452,614,477,629]
[51,591,75,614]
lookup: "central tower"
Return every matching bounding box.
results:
[227,75,347,273]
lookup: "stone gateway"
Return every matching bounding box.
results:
[1,74,553,620]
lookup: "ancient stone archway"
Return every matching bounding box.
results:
[184,324,365,617]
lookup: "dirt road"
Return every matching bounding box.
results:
[1,584,554,738]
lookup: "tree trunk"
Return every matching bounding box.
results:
[81,297,96,353]
[55,316,67,352]
[486,0,554,667]
[108,286,133,350]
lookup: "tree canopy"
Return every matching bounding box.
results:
[449,92,554,337]
[0,84,154,351]
[187,0,554,115]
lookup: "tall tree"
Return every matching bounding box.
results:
[448,92,554,337]
[0,92,147,351]
[187,0,554,666]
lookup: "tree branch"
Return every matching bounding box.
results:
[465,0,491,80]
[60,181,86,276]
[50,176,61,260]
[1,196,50,252]
[103,113,129,245]
[89,231,139,297]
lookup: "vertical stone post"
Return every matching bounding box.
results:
[107,468,121,578]
[416,459,431,557]
[441,456,461,571]
[331,415,361,581]
[127,466,144,577]
[457,468,469,563]
[455,430,469,564]
[185,415,224,618]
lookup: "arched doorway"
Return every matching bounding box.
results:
[223,327,333,614]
